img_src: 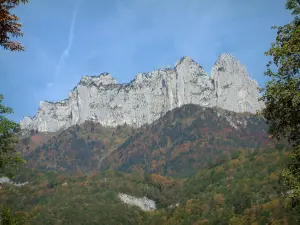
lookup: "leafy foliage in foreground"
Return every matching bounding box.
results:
[1,146,299,224]
[260,0,300,207]
[0,0,29,51]
[0,94,25,178]
[261,0,299,146]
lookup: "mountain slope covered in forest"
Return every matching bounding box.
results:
[103,104,270,177]
[1,146,299,224]
[18,122,135,172]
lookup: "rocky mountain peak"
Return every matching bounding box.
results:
[175,56,204,72]
[20,54,264,132]
[175,56,194,66]
[217,53,234,61]
[80,73,117,86]
[132,72,150,84]
[211,53,264,113]
[211,53,242,78]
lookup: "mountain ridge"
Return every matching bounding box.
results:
[20,54,264,132]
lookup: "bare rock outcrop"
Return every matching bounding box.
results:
[118,193,156,211]
[20,54,264,132]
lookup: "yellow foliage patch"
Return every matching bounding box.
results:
[229,159,241,168]
[215,166,224,173]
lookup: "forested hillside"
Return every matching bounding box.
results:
[17,122,135,172]
[1,146,299,224]
[3,105,298,224]
[103,105,270,177]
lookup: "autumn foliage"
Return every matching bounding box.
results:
[0,0,28,51]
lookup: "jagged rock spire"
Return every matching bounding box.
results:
[211,53,264,113]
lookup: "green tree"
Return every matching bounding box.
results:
[0,206,32,225]
[0,2,30,224]
[260,0,300,206]
[0,0,29,51]
[0,94,25,178]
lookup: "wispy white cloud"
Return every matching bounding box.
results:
[54,2,80,83]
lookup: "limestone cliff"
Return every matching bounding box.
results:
[211,54,263,112]
[20,54,264,132]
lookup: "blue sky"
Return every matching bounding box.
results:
[0,0,292,122]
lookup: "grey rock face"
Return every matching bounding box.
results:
[118,193,156,211]
[0,177,28,187]
[20,54,264,132]
[211,54,264,113]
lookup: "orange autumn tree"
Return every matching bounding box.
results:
[0,0,29,51]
